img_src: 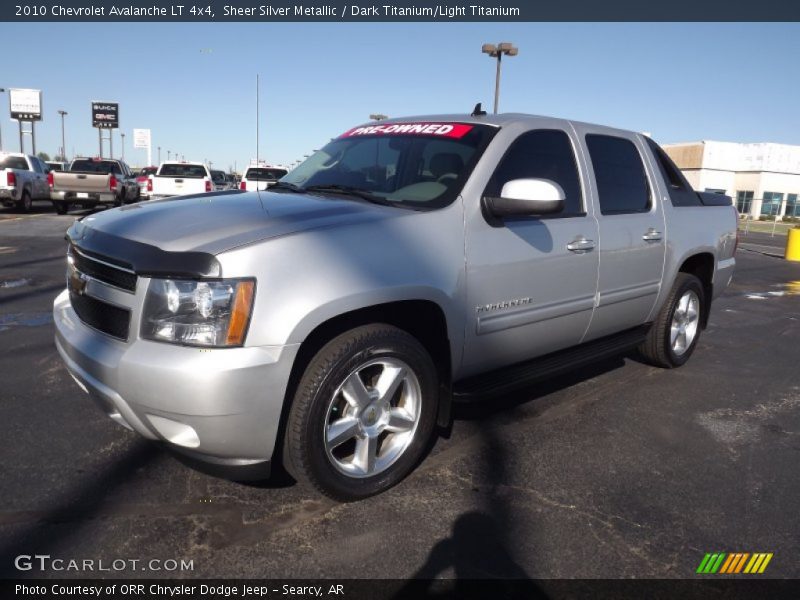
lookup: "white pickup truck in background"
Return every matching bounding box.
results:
[0,152,51,212]
[148,162,214,198]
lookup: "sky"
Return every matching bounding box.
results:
[2,22,799,171]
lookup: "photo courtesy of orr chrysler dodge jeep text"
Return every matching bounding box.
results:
[53,112,737,500]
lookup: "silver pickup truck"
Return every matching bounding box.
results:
[0,152,51,212]
[50,158,139,214]
[54,113,737,501]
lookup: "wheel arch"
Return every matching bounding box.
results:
[677,252,715,328]
[274,299,455,473]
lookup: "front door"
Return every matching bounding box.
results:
[461,126,599,377]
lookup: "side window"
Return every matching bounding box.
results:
[484,129,584,217]
[645,137,700,207]
[31,158,43,173]
[586,135,650,215]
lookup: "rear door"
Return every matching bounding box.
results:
[574,127,666,340]
[461,125,600,376]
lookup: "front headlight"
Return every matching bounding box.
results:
[141,278,255,347]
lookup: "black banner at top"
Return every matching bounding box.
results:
[3,0,800,21]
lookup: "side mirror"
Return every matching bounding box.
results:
[484,178,565,218]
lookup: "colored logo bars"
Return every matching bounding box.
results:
[697,552,773,574]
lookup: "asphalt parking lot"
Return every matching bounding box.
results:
[1,207,798,580]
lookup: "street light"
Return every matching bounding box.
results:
[481,42,518,114]
[57,110,68,162]
[369,114,388,121]
[167,150,171,160]
[120,132,125,161]
[157,146,161,164]
[0,88,6,151]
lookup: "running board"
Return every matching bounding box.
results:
[453,325,650,399]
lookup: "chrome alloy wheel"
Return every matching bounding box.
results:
[323,357,422,478]
[670,290,700,356]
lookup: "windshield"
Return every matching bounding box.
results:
[210,170,226,183]
[70,159,122,174]
[280,122,496,209]
[246,168,287,180]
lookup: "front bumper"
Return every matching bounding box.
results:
[53,289,299,476]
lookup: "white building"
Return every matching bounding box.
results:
[663,141,800,219]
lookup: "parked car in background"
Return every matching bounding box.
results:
[135,166,158,199]
[148,161,213,198]
[239,165,288,191]
[46,161,69,172]
[50,157,139,215]
[210,169,233,191]
[0,152,51,212]
[54,112,737,501]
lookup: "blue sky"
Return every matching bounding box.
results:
[2,22,799,170]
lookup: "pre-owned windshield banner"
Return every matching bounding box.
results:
[340,123,474,139]
[3,0,798,21]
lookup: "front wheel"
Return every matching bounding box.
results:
[284,324,438,501]
[638,273,705,368]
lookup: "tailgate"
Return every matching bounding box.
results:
[53,172,111,193]
[152,176,207,196]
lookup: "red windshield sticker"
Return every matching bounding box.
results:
[340,122,474,139]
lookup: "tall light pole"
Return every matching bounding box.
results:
[1,88,7,151]
[167,150,171,161]
[57,110,68,161]
[120,132,125,161]
[481,42,518,114]
[157,146,161,164]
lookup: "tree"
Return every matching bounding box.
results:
[37,152,50,161]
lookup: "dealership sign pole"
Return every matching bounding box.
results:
[92,101,119,158]
[9,88,42,155]
[133,128,152,166]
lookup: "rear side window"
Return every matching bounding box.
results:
[586,135,650,215]
[484,129,584,217]
[645,138,701,207]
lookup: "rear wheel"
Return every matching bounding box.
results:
[638,273,705,368]
[284,324,438,501]
[53,201,68,215]
[17,190,32,213]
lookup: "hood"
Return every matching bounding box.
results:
[74,190,401,254]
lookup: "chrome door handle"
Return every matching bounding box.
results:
[643,228,662,241]
[567,236,596,253]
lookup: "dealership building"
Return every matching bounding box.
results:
[663,141,800,219]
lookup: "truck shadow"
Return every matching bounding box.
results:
[394,355,627,592]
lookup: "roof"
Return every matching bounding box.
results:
[356,112,640,137]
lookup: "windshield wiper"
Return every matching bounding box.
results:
[302,184,396,206]
[268,181,305,193]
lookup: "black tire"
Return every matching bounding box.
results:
[113,195,122,207]
[17,190,32,213]
[638,273,705,368]
[284,324,438,501]
[53,201,68,215]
